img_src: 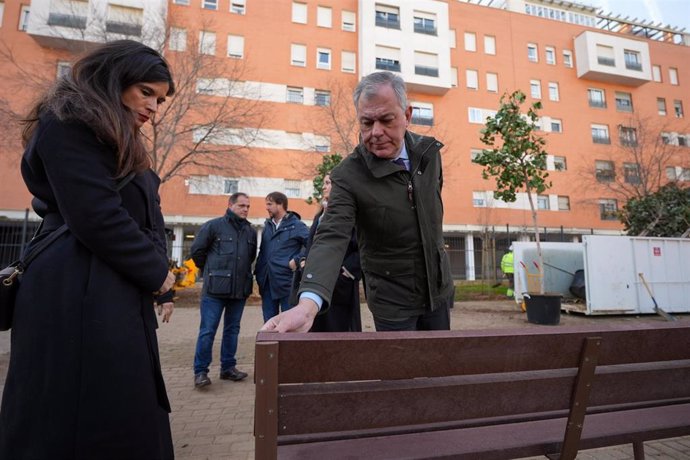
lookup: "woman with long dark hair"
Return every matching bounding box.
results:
[0,40,177,459]
[303,174,362,332]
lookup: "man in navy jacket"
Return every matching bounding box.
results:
[254,192,309,322]
[191,192,257,388]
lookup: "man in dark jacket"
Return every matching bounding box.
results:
[191,192,257,388]
[261,71,454,333]
[254,191,309,322]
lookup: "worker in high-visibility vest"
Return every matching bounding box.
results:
[500,246,515,297]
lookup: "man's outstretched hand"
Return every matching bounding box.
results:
[260,298,319,333]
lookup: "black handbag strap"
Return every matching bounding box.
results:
[20,172,137,268]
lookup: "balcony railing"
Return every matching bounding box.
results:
[376,60,400,72]
[414,65,439,77]
[625,61,642,71]
[592,135,611,144]
[411,116,434,126]
[414,23,437,36]
[596,170,615,182]
[600,210,619,220]
[47,13,87,29]
[588,99,607,108]
[106,21,142,36]
[375,17,400,29]
[597,56,615,67]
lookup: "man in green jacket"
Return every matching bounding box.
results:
[261,71,453,333]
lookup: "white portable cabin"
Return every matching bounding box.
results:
[512,236,690,315]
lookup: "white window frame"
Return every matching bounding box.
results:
[316,48,331,70]
[230,0,246,14]
[657,98,667,116]
[466,69,478,90]
[669,67,679,85]
[292,2,307,24]
[537,195,550,210]
[548,82,559,101]
[451,67,458,87]
[284,180,301,198]
[342,11,356,32]
[56,61,71,78]
[202,0,218,10]
[545,46,556,65]
[227,34,244,59]
[0,3,5,27]
[530,79,541,99]
[652,65,662,82]
[173,0,190,4]
[464,32,476,52]
[562,50,573,68]
[341,51,355,73]
[287,86,304,104]
[317,6,332,28]
[550,119,562,133]
[315,90,331,107]
[291,43,306,67]
[169,27,187,52]
[486,72,498,93]
[527,43,538,62]
[19,5,30,31]
[199,31,216,56]
[484,35,496,55]
[558,196,570,211]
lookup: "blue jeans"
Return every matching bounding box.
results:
[193,296,246,375]
[260,288,292,323]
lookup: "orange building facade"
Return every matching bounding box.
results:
[0,0,688,279]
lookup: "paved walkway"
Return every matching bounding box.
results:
[1,300,689,459]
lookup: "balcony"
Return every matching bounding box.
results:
[575,31,651,87]
[592,135,611,145]
[588,99,607,108]
[26,0,166,49]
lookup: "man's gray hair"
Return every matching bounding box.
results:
[353,71,408,112]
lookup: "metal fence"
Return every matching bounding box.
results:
[0,216,41,267]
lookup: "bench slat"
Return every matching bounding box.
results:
[257,323,690,384]
[277,403,690,460]
[276,361,690,436]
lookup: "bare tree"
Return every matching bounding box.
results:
[0,8,267,182]
[582,115,690,201]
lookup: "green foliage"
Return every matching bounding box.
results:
[475,90,551,202]
[622,184,690,237]
[306,153,342,204]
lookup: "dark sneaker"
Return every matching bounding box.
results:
[220,367,248,381]
[194,372,211,388]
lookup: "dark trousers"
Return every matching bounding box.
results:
[373,303,451,331]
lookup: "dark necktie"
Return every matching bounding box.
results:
[392,158,407,171]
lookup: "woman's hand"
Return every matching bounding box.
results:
[157,302,174,323]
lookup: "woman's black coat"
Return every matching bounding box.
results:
[306,209,362,332]
[0,114,174,459]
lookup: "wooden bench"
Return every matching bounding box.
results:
[254,322,690,459]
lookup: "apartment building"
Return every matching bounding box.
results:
[0,0,688,279]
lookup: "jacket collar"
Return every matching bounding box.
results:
[359,130,443,178]
[225,208,248,229]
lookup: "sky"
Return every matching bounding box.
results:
[585,0,690,33]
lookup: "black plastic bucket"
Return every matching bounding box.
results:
[525,294,561,325]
